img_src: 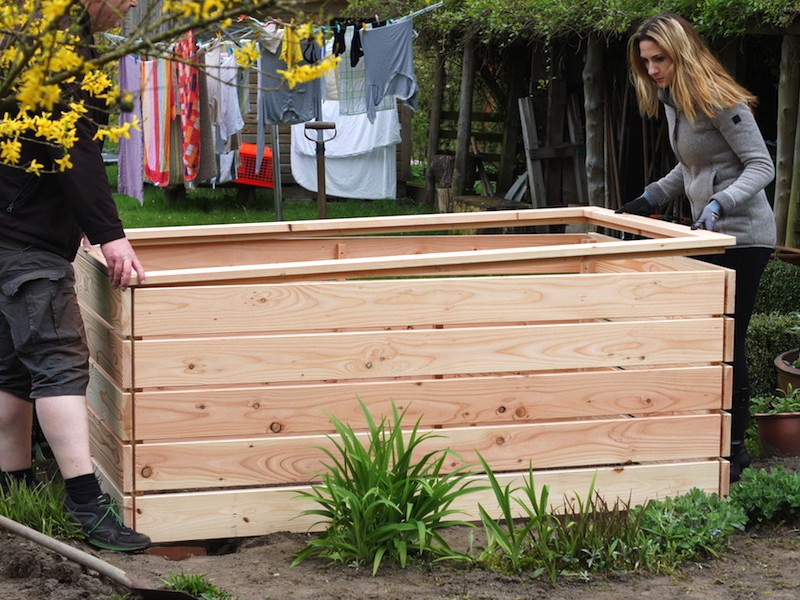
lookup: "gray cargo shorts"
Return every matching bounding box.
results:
[0,237,90,401]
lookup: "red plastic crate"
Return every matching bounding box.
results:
[234,143,274,188]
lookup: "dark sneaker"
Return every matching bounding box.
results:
[729,442,752,483]
[64,493,151,551]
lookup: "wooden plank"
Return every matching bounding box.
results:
[88,410,132,493]
[518,97,546,208]
[106,236,736,286]
[438,130,504,144]
[133,413,724,491]
[117,207,733,244]
[75,208,734,284]
[80,304,132,389]
[74,252,132,337]
[440,110,506,123]
[128,234,592,272]
[131,461,723,542]
[723,317,735,362]
[594,256,736,315]
[593,254,722,273]
[149,257,591,283]
[132,318,729,388]
[86,362,132,441]
[93,461,131,527]
[527,145,578,160]
[132,270,728,336]
[132,365,731,440]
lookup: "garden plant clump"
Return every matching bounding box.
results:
[293,403,750,584]
[291,401,478,575]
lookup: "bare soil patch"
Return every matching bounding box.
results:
[2,456,799,600]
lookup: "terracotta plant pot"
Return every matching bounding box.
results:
[774,246,800,267]
[775,348,800,392]
[755,412,800,456]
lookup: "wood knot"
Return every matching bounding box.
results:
[141,466,153,478]
[270,422,283,433]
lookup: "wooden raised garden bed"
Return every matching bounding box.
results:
[74,207,736,543]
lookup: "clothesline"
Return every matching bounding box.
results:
[104,1,444,50]
[241,0,444,34]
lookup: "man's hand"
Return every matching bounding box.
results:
[616,194,657,216]
[691,199,722,231]
[100,238,146,291]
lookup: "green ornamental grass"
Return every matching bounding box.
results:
[0,478,82,540]
[162,572,238,600]
[292,399,479,574]
[476,461,644,583]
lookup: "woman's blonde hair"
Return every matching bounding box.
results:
[627,13,756,123]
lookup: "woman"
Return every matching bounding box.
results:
[619,13,776,482]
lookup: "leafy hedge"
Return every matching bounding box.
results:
[753,258,800,315]
[345,0,800,46]
[745,258,800,396]
[746,311,800,397]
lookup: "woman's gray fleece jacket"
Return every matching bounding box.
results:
[644,89,776,248]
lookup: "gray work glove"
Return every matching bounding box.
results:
[691,199,722,231]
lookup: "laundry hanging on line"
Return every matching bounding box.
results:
[115,5,438,196]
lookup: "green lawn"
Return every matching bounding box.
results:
[109,166,426,229]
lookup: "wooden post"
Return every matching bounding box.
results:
[451,36,476,198]
[774,35,800,246]
[497,60,525,195]
[545,42,567,205]
[425,52,446,210]
[518,97,546,208]
[583,33,605,208]
[398,101,413,198]
[788,102,800,248]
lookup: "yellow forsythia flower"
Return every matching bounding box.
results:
[54,154,73,171]
[25,159,44,175]
[0,139,22,164]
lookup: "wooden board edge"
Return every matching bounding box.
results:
[133,460,723,543]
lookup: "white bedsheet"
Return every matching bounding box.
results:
[290,100,400,199]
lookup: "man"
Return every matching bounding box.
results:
[0,0,150,551]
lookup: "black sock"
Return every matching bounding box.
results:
[64,473,103,504]
[8,468,37,486]
[1,468,37,493]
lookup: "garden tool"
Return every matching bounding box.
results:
[303,120,337,219]
[0,514,194,599]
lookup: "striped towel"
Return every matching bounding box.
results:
[141,59,174,187]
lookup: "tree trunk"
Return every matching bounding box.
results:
[425,51,446,210]
[774,35,800,246]
[497,58,526,194]
[451,36,476,198]
[583,33,605,207]
[788,103,800,247]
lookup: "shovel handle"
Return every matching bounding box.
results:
[0,514,133,588]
